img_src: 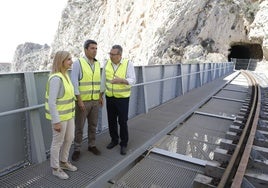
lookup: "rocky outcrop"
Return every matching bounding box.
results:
[248,0,268,59]
[12,43,50,72]
[0,63,11,73]
[12,0,268,72]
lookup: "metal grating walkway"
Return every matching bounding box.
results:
[112,153,204,188]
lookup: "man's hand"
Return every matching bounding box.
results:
[99,97,104,107]
[78,100,86,112]
[111,76,127,84]
[53,123,61,132]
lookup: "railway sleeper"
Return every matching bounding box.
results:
[229,124,242,134]
[213,148,231,164]
[240,104,250,109]
[193,174,216,188]
[262,101,268,105]
[241,103,250,108]
[254,139,268,148]
[220,138,236,151]
[244,169,268,188]
[242,100,250,105]
[260,111,268,120]
[196,163,226,187]
[261,109,268,115]
[235,115,248,123]
[239,105,250,111]
[254,130,268,148]
[258,119,268,132]
[257,130,268,137]
[249,147,268,173]
[252,145,268,159]
[261,101,268,106]
[241,103,250,109]
[239,108,249,114]
[238,109,250,115]
[241,102,251,108]
[261,105,268,110]
[226,131,240,140]
[248,159,268,174]
[233,120,244,127]
[204,161,224,178]
[261,106,268,112]
[243,97,251,102]
[240,105,250,113]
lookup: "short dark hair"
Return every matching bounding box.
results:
[84,39,97,49]
[111,45,123,55]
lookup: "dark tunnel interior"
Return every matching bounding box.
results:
[228,43,263,61]
[228,43,263,70]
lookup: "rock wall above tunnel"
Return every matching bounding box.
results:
[249,0,268,60]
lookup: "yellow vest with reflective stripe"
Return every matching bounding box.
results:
[45,73,75,121]
[78,57,101,100]
[105,59,131,98]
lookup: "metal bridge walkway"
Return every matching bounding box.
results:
[0,73,235,188]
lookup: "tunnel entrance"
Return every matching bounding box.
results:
[228,43,263,70]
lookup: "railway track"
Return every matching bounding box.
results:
[193,70,261,187]
[111,71,268,188]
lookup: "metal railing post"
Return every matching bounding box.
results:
[24,72,46,163]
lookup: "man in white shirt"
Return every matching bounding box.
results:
[100,45,136,155]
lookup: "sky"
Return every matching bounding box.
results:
[0,0,67,63]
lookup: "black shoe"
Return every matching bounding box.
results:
[88,146,101,155]
[106,142,118,149]
[120,146,127,155]
[71,151,80,161]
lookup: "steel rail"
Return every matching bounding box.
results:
[217,70,259,187]
[231,71,261,187]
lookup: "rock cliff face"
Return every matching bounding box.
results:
[12,0,268,72]
[12,43,50,72]
[0,63,11,73]
[249,0,268,59]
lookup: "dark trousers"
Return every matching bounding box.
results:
[106,96,129,147]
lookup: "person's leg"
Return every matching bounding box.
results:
[72,102,86,161]
[60,118,75,163]
[50,121,69,179]
[50,121,66,169]
[117,97,129,147]
[87,100,101,155]
[59,118,77,171]
[106,96,119,144]
[73,103,86,151]
[87,100,99,147]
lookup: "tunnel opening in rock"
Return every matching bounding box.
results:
[228,43,263,70]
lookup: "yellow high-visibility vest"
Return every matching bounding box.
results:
[105,59,131,98]
[78,57,101,100]
[45,73,75,121]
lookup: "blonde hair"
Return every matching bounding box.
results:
[51,51,71,74]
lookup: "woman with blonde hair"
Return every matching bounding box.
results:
[45,51,77,179]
